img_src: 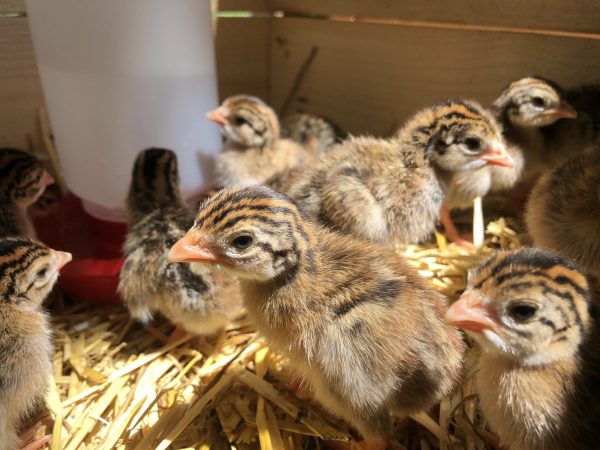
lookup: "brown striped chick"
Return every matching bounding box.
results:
[446,248,600,450]
[492,77,577,177]
[118,148,243,338]
[168,186,465,447]
[0,149,55,239]
[443,142,524,246]
[542,83,600,163]
[288,100,512,245]
[0,237,71,450]
[281,112,342,155]
[525,149,600,280]
[207,95,314,187]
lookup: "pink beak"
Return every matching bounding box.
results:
[167,229,223,265]
[445,290,498,334]
[480,145,513,167]
[54,251,72,271]
[206,107,229,126]
[546,101,577,120]
[40,170,55,189]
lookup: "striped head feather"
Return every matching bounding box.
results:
[0,237,71,305]
[492,77,577,127]
[207,95,280,148]
[169,186,316,282]
[447,248,591,366]
[0,148,54,208]
[127,148,185,222]
[395,99,512,172]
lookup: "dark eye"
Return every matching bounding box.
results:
[232,234,253,250]
[531,96,545,107]
[508,303,538,322]
[234,116,249,126]
[464,138,482,152]
[37,267,49,279]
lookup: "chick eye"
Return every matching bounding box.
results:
[464,138,482,152]
[531,96,546,108]
[508,303,538,322]
[37,267,49,279]
[233,116,250,126]
[231,234,253,250]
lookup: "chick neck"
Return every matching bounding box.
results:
[127,177,187,224]
[0,201,34,238]
[393,122,454,191]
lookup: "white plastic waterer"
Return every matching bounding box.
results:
[25,0,221,222]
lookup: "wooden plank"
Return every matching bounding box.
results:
[218,0,268,12]
[0,17,45,149]
[268,17,600,137]
[267,0,600,35]
[0,0,25,15]
[215,17,271,101]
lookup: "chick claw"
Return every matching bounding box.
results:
[20,435,52,450]
[19,422,52,450]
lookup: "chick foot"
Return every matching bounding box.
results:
[440,206,475,249]
[19,423,52,450]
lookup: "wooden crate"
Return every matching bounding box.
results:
[2,0,600,147]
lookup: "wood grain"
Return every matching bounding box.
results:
[215,17,271,101]
[0,17,44,149]
[218,0,268,12]
[268,17,600,137]
[267,0,600,35]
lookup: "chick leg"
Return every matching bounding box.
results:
[440,205,475,249]
[18,422,52,450]
[165,325,189,345]
[19,435,52,450]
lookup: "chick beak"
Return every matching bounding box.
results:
[206,107,229,126]
[480,144,513,167]
[40,171,55,189]
[547,101,578,119]
[445,290,498,334]
[167,229,222,264]
[54,251,72,271]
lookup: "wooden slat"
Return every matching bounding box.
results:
[268,17,600,137]
[215,17,271,101]
[267,0,600,35]
[219,0,268,11]
[0,0,25,15]
[0,17,45,149]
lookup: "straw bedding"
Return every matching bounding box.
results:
[29,213,525,450]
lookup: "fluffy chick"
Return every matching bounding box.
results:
[446,248,600,450]
[0,149,55,238]
[288,100,512,245]
[525,149,600,280]
[0,237,71,450]
[281,112,342,155]
[492,77,578,176]
[118,148,243,336]
[207,95,314,187]
[168,186,465,443]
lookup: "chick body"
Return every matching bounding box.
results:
[525,149,600,279]
[289,100,511,244]
[0,237,70,450]
[119,148,243,335]
[169,186,465,439]
[0,148,54,239]
[447,249,600,450]
[208,95,314,187]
